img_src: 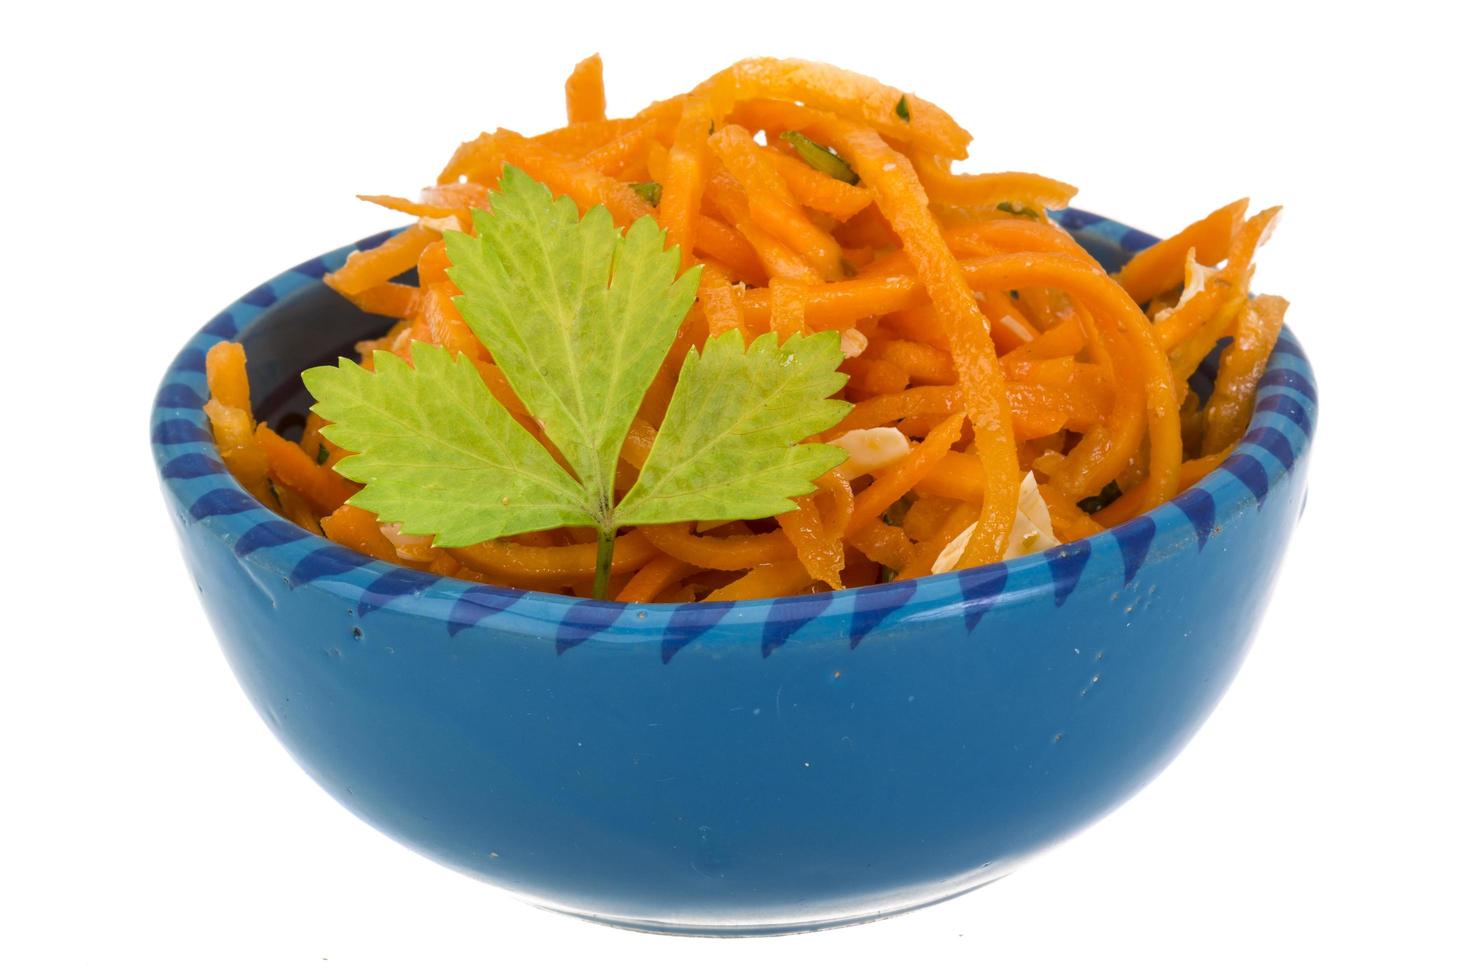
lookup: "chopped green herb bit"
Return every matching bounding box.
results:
[895,95,911,122]
[780,131,859,185]
[996,201,1041,219]
[1077,481,1123,514]
[881,493,915,527]
[630,181,663,207]
[316,444,330,465]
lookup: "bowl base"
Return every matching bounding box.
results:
[538,873,1010,937]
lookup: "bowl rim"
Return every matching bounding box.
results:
[151,209,1318,640]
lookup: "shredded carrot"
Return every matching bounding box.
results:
[197,56,1292,601]
[1116,198,1249,303]
[564,54,606,126]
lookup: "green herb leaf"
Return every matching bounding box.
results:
[780,131,859,185]
[443,166,700,518]
[1077,480,1123,515]
[629,181,662,207]
[316,443,330,465]
[895,95,911,122]
[996,201,1041,219]
[302,343,589,547]
[616,330,850,526]
[307,168,853,597]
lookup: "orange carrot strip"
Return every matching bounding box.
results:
[356,194,459,220]
[321,504,398,562]
[957,252,1181,511]
[616,554,693,603]
[699,269,748,340]
[825,123,1020,565]
[913,157,1078,211]
[777,495,845,589]
[580,117,661,175]
[849,522,916,571]
[255,423,357,514]
[641,522,795,570]
[914,451,986,503]
[714,59,972,159]
[453,531,657,585]
[494,131,652,228]
[205,340,251,411]
[694,215,765,284]
[704,560,814,602]
[874,339,954,384]
[341,282,421,319]
[1116,198,1249,303]
[709,124,844,279]
[849,413,965,532]
[564,54,606,125]
[324,224,440,297]
[416,239,452,288]
[899,502,980,580]
[761,146,873,220]
[769,278,809,339]
[659,97,722,264]
[1203,295,1289,453]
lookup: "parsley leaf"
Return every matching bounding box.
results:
[895,95,911,122]
[617,330,850,526]
[304,167,851,597]
[302,343,589,546]
[443,167,700,520]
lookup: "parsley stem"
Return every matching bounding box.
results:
[592,525,616,601]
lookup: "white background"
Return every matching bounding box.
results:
[4,1,1467,976]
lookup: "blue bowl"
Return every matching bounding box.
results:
[151,211,1316,935]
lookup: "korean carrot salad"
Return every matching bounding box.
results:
[203,56,1289,602]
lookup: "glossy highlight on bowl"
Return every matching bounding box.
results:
[151,211,1317,935]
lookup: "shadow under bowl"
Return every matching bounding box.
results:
[151,210,1317,935]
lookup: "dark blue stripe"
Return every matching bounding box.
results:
[240,283,277,307]
[1221,453,1271,507]
[292,256,331,278]
[235,520,313,556]
[1044,540,1091,607]
[156,383,205,409]
[289,545,374,586]
[1053,208,1104,231]
[170,346,207,375]
[662,602,735,663]
[956,562,1008,632]
[1255,393,1313,438]
[447,586,523,636]
[1119,227,1157,254]
[1111,516,1155,585]
[355,229,395,251]
[202,311,238,338]
[555,602,623,655]
[1259,367,1317,405]
[1173,487,1216,551]
[359,566,436,617]
[188,488,258,520]
[849,579,917,649]
[161,452,225,479]
[761,592,833,657]
[152,419,211,445]
[1242,426,1297,471]
[1272,334,1305,360]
